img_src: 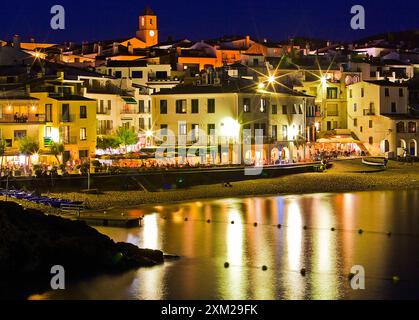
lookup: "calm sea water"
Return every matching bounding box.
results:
[32,190,419,300]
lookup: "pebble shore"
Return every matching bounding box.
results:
[4,159,419,212]
[50,159,419,211]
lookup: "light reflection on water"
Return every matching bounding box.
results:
[33,190,419,300]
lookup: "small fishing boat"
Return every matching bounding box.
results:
[362,157,388,168]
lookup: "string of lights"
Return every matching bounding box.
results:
[158,215,419,238]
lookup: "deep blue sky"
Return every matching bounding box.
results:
[1,0,418,44]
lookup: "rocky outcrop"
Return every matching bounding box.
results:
[0,201,163,299]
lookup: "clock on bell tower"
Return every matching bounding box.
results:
[136,6,159,47]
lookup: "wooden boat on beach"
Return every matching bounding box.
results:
[362,157,388,168]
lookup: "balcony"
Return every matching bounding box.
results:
[363,109,376,116]
[84,82,129,95]
[120,108,138,115]
[62,136,77,145]
[97,109,111,115]
[327,112,339,117]
[97,128,113,135]
[60,115,75,123]
[0,113,46,123]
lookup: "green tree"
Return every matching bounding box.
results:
[0,139,7,175]
[116,127,138,152]
[97,136,121,151]
[18,136,39,171]
[50,142,65,164]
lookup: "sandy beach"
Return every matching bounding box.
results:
[20,159,415,212]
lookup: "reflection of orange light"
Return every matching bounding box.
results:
[173,214,183,224]
[27,294,44,300]
[127,209,143,217]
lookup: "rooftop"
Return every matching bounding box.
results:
[154,77,313,97]
[143,6,155,16]
[364,80,408,87]
[48,95,96,101]
[106,60,148,68]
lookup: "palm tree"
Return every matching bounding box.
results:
[18,136,39,172]
[116,127,138,152]
[50,142,65,164]
[0,139,7,175]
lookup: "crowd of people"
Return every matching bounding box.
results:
[311,149,366,161]
[3,146,413,178]
[13,113,29,123]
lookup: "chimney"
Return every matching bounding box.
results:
[127,42,134,54]
[13,34,21,48]
[113,42,119,55]
[245,35,250,48]
[97,42,103,56]
[82,41,89,55]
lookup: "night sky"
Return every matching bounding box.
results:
[1,0,418,44]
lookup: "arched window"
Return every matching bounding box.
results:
[410,140,417,157]
[408,122,417,133]
[384,140,390,152]
[396,122,405,133]
[369,137,374,145]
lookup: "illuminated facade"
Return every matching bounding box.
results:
[152,76,315,164]
[347,80,418,157]
[96,60,179,92]
[29,75,97,163]
[0,96,46,164]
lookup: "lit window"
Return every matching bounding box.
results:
[80,128,87,141]
[176,100,187,114]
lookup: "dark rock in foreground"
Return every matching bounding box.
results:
[0,201,163,299]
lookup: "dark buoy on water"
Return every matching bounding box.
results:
[253,222,258,227]
[277,224,282,229]
[331,227,335,231]
[231,221,235,224]
[224,262,230,268]
[262,265,268,271]
[358,229,363,234]
[184,217,188,222]
[207,219,211,223]
[387,232,392,237]
[303,226,308,230]
[300,268,306,276]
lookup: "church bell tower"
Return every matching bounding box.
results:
[136,6,158,47]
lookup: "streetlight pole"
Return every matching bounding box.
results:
[5,172,9,202]
[303,98,307,162]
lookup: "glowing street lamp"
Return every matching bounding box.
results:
[268,75,275,84]
[320,75,327,86]
[221,117,240,138]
